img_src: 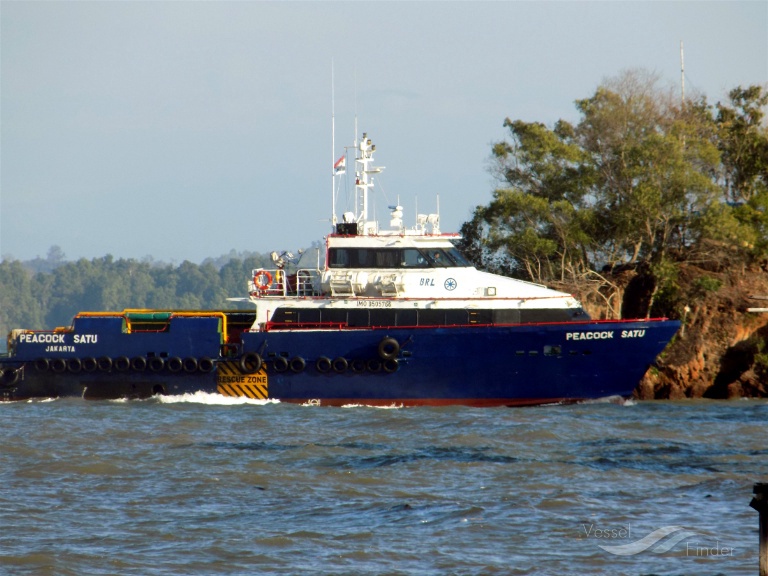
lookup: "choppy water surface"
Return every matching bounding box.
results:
[0,395,765,575]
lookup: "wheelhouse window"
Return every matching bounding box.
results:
[445,247,472,267]
[328,247,471,269]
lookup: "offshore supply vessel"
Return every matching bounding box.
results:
[0,133,680,406]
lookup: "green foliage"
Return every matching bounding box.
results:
[692,276,723,297]
[714,85,768,257]
[755,341,768,381]
[475,113,599,282]
[716,85,768,204]
[692,201,759,248]
[465,72,768,309]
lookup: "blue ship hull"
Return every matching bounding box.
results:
[0,312,680,406]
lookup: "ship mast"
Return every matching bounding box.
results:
[355,133,384,235]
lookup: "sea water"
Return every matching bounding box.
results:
[0,395,765,576]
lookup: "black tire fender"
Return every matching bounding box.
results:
[51,358,67,373]
[378,337,400,360]
[273,356,289,373]
[114,356,130,371]
[82,357,98,372]
[239,352,262,374]
[332,357,348,373]
[0,368,19,386]
[350,359,366,373]
[383,358,399,373]
[131,356,147,372]
[167,357,183,373]
[198,357,215,373]
[182,357,198,373]
[289,356,306,373]
[148,357,165,372]
[315,356,332,374]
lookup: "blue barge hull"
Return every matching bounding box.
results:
[0,312,680,406]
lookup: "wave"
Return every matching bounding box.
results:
[155,391,281,406]
[340,403,404,409]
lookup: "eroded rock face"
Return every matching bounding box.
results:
[636,264,768,400]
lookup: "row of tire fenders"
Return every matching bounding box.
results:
[32,355,216,375]
[238,337,402,375]
[0,337,404,384]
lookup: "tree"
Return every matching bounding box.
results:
[466,70,766,319]
[471,117,597,283]
[717,85,768,204]
[0,260,45,338]
[575,71,720,267]
[715,85,768,255]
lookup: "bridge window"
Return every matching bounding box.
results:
[328,247,471,269]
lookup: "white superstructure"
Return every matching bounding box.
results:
[242,133,584,331]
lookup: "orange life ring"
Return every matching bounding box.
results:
[254,270,273,291]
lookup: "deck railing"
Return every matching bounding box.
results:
[250,268,319,298]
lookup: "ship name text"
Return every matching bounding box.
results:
[566,330,614,341]
[19,333,98,344]
[566,329,646,341]
[19,333,65,344]
[620,329,646,338]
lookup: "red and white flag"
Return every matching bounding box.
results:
[334,155,346,175]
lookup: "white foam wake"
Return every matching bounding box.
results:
[340,402,404,409]
[155,391,280,406]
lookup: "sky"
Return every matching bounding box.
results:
[1,1,766,265]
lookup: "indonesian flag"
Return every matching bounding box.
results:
[334,155,346,175]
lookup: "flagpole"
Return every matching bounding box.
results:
[331,60,336,229]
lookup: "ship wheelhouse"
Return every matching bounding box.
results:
[327,244,472,269]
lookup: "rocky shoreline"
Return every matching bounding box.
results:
[638,265,768,399]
